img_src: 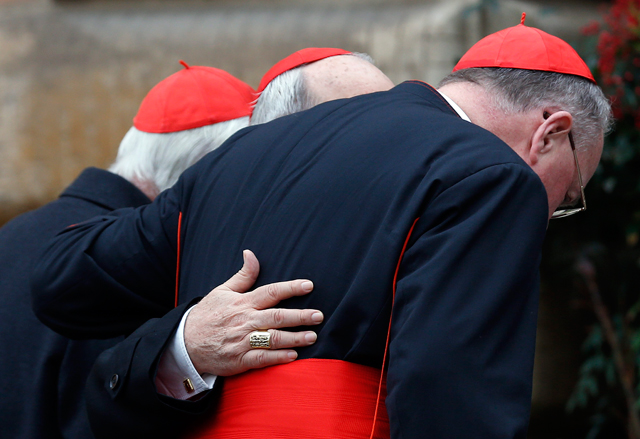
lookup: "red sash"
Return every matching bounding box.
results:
[185,359,389,439]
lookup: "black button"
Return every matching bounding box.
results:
[109,374,119,390]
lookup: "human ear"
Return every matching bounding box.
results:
[529,110,573,165]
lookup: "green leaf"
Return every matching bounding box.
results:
[583,326,604,352]
[580,355,606,373]
[631,330,640,352]
[583,375,599,396]
[627,300,640,322]
[605,361,617,385]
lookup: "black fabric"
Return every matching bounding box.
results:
[85,299,220,439]
[33,82,549,439]
[0,168,149,439]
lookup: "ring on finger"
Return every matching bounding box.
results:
[249,331,272,349]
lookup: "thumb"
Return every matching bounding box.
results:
[222,249,260,293]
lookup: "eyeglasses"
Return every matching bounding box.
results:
[550,130,587,219]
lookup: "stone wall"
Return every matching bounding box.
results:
[0,0,599,223]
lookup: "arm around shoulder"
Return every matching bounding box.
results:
[31,188,183,339]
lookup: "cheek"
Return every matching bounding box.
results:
[548,187,567,212]
[532,148,578,218]
[543,167,575,216]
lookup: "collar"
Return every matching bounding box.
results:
[393,81,463,119]
[436,91,471,122]
[61,167,151,210]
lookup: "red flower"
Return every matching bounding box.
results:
[612,104,624,120]
[591,0,640,116]
[582,21,601,36]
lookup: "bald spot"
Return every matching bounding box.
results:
[303,55,394,104]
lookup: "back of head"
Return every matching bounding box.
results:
[439,13,612,151]
[251,48,393,125]
[109,62,255,198]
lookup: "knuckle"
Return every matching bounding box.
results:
[238,353,251,371]
[269,330,281,347]
[295,333,307,346]
[265,284,281,302]
[254,351,268,367]
[272,309,286,326]
[233,309,251,325]
[242,321,259,336]
[226,292,248,310]
[237,265,253,281]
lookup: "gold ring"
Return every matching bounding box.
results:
[249,331,271,349]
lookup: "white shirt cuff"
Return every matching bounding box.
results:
[155,306,217,399]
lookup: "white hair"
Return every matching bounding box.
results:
[109,116,249,197]
[251,52,375,125]
[438,68,613,151]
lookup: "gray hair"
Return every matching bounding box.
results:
[438,68,613,151]
[109,116,249,197]
[251,52,375,125]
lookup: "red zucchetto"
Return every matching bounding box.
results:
[258,48,352,93]
[453,13,596,83]
[134,60,256,133]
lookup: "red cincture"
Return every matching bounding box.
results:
[185,359,390,439]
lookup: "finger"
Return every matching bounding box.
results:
[247,279,314,309]
[254,308,324,329]
[222,249,260,293]
[241,349,298,371]
[267,329,318,350]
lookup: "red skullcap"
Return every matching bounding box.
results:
[453,13,595,83]
[257,48,352,93]
[133,60,256,133]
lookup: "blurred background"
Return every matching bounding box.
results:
[1,0,637,437]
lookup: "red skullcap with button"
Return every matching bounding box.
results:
[257,48,352,93]
[133,60,256,133]
[453,13,596,83]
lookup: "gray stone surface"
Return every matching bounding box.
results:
[0,0,599,223]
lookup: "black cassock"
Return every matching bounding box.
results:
[1,168,149,439]
[33,81,548,439]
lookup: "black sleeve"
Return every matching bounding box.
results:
[387,163,548,439]
[31,185,183,339]
[85,300,220,439]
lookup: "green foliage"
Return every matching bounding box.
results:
[567,326,615,412]
[548,2,640,437]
